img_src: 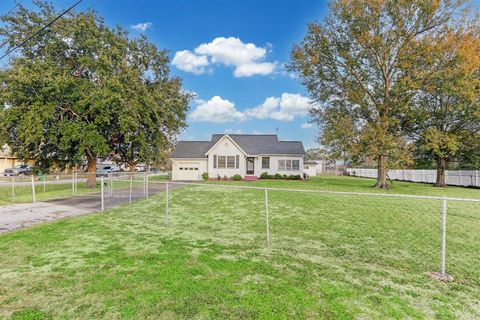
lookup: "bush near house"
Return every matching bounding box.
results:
[202,172,209,180]
[232,174,242,181]
[260,172,302,180]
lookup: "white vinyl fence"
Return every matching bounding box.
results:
[347,168,480,187]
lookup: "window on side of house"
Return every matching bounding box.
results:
[262,157,270,169]
[227,156,235,168]
[292,160,300,170]
[278,160,286,171]
[218,156,226,168]
[286,160,292,171]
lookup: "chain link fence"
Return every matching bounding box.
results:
[99,179,480,284]
[0,172,167,205]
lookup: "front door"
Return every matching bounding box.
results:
[246,157,254,175]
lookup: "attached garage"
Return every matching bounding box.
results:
[170,141,211,181]
[173,162,201,180]
[171,159,207,181]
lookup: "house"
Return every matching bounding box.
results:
[0,145,35,173]
[171,134,305,181]
[304,160,325,177]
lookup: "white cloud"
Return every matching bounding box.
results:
[190,96,246,123]
[233,62,277,77]
[173,36,277,77]
[195,37,266,66]
[189,93,310,123]
[131,22,152,32]
[172,50,209,75]
[301,122,313,129]
[224,128,243,134]
[245,93,311,121]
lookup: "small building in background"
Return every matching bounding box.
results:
[303,160,324,177]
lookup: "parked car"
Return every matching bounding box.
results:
[135,165,147,172]
[96,165,120,177]
[3,164,33,176]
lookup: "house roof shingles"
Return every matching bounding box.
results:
[171,134,305,158]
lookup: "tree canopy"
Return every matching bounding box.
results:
[289,0,470,188]
[0,2,190,187]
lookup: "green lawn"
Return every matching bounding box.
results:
[0,176,479,319]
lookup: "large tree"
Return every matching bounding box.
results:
[0,2,189,187]
[289,0,467,188]
[405,26,480,186]
[108,36,190,173]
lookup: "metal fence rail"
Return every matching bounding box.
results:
[100,178,480,283]
[347,168,480,187]
[0,172,166,204]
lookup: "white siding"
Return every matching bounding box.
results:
[207,137,245,178]
[255,156,304,176]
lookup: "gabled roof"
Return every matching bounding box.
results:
[171,134,305,158]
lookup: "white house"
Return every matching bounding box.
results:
[171,134,305,181]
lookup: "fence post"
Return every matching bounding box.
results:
[72,173,75,196]
[441,196,447,276]
[31,174,36,203]
[265,189,271,247]
[145,173,149,199]
[109,175,113,197]
[100,176,104,212]
[11,176,15,202]
[143,173,146,198]
[165,182,169,226]
[475,170,479,187]
[129,176,133,203]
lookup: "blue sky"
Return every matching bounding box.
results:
[0,0,329,149]
[1,1,478,149]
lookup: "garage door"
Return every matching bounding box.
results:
[177,163,200,180]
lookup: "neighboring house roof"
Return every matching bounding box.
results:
[171,134,305,158]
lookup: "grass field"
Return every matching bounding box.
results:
[0,176,479,319]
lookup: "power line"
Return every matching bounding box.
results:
[3,0,23,17]
[0,0,83,61]
[0,1,25,49]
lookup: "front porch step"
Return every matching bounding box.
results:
[244,175,258,181]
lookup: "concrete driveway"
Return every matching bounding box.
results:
[0,182,173,234]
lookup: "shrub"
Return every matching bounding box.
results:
[224,175,228,180]
[202,172,209,180]
[232,174,242,181]
[274,173,282,179]
[282,174,288,179]
[288,174,301,180]
[217,174,221,180]
[260,172,272,179]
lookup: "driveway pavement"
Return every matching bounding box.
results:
[0,202,90,233]
[0,182,172,234]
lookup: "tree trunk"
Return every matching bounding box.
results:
[129,161,135,176]
[86,154,97,188]
[435,157,447,187]
[374,154,389,188]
